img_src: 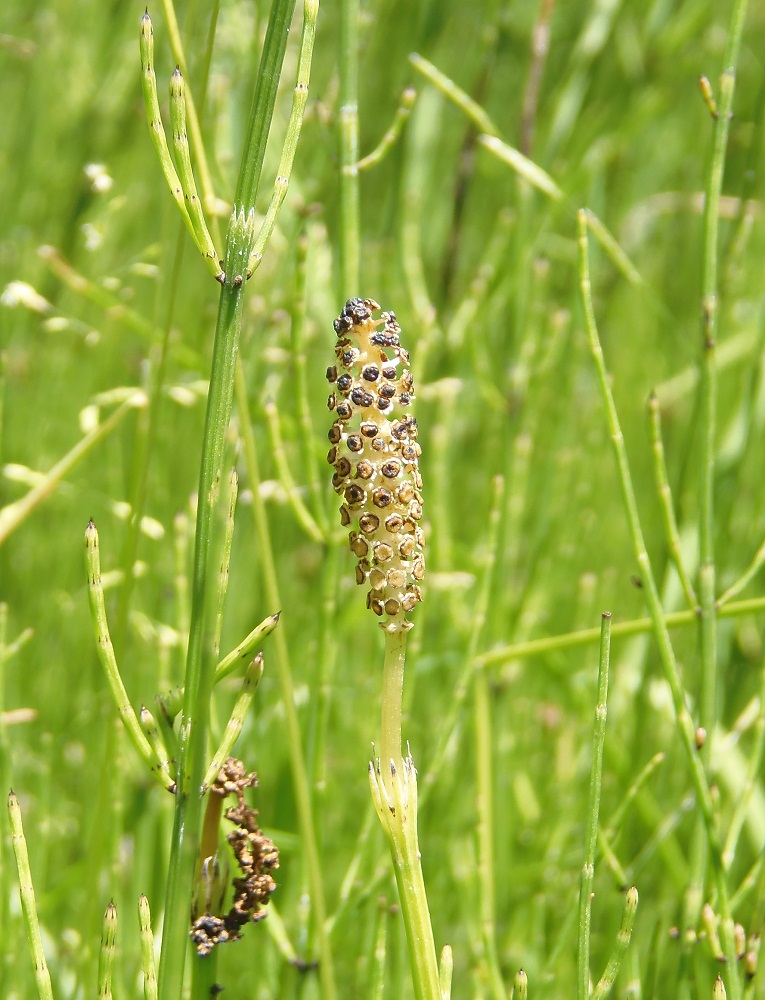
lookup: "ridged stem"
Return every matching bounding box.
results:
[338,0,360,295]
[157,0,297,988]
[577,613,612,1000]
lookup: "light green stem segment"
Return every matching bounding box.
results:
[169,67,222,278]
[138,895,158,1000]
[85,520,175,792]
[7,791,54,1000]
[247,0,319,278]
[592,886,638,1000]
[577,209,741,1000]
[369,755,441,1000]
[578,613,612,1000]
[371,621,442,1000]
[202,653,264,790]
[338,0,360,295]
[139,12,223,282]
[97,901,117,1000]
[380,618,411,773]
[0,395,143,547]
[357,87,417,171]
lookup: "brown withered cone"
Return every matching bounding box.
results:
[327,298,425,620]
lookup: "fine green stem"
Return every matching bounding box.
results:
[157,209,255,1000]
[97,901,117,1000]
[0,395,144,547]
[369,753,441,1000]
[592,886,638,1000]
[156,0,298,989]
[578,612,612,1000]
[357,87,417,171]
[380,620,410,773]
[138,895,158,1000]
[7,792,54,1000]
[648,392,698,609]
[578,210,740,1000]
[698,0,749,749]
[338,0,360,295]
[476,596,765,666]
[235,363,338,1000]
[472,476,506,999]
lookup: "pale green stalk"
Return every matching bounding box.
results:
[247,0,319,278]
[0,395,144,546]
[722,659,765,869]
[370,904,389,1000]
[214,612,280,683]
[235,362,338,1000]
[357,87,417,171]
[477,596,765,666]
[648,392,698,609]
[159,0,218,214]
[169,67,222,278]
[513,969,529,1000]
[290,228,330,532]
[369,748,441,1000]
[138,896,158,1000]
[478,134,563,202]
[140,706,175,788]
[213,467,239,659]
[409,53,501,136]
[578,210,740,999]
[473,476,507,1000]
[338,0,360,295]
[578,613,612,1000]
[717,538,765,607]
[140,11,222,280]
[7,792,53,1000]
[698,0,748,763]
[85,520,175,792]
[264,399,324,542]
[202,654,264,790]
[38,245,160,343]
[592,886,638,1000]
[439,946,453,1000]
[139,13,195,233]
[156,0,299,989]
[173,510,191,641]
[692,0,749,977]
[602,752,666,843]
[96,902,117,1000]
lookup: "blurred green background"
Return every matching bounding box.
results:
[2,0,765,996]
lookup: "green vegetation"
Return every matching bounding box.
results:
[2,0,765,997]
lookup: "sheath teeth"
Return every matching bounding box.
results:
[327,298,424,620]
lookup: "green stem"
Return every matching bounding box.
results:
[235,363,338,1000]
[157,209,255,1000]
[578,613,612,1000]
[578,210,740,1000]
[476,596,765,666]
[7,792,54,1000]
[156,0,297,989]
[338,0,360,295]
[380,620,410,773]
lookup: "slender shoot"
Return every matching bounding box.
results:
[7,791,54,1000]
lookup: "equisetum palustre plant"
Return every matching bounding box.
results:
[326,297,448,998]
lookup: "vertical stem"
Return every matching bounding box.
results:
[235,365,338,1000]
[155,0,298,991]
[338,0,360,295]
[698,0,749,750]
[380,620,410,774]
[578,613,612,1000]
[158,213,254,1000]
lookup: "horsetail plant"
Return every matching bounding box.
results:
[327,298,443,999]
